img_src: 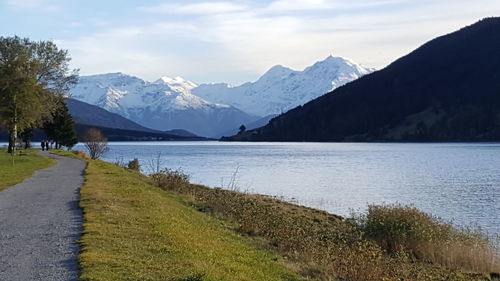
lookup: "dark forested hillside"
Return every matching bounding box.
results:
[224,18,500,142]
[74,124,209,141]
[1,99,205,142]
[66,98,198,138]
[66,98,155,132]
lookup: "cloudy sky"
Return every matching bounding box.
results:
[1,0,499,84]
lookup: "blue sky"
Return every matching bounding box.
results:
[1,0,499,85]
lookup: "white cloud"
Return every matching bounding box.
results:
[268,0,330,11]
[56,0,500,84]
[140,2,246,15]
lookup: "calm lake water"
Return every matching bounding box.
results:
[68,141,500,235]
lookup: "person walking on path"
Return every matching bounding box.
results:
[41,140,46,151]
[0,151,86,281]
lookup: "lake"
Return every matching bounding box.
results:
[69,141,499,235]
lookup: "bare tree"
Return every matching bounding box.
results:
[147,152,163,175]
[82,128,109,160]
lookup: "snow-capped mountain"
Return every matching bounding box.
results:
[70,55,372,137]
[154,76,198,94]
[70,73,257,137]
[192,56,374,116]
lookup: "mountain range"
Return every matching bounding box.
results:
[224,18,500,142]
[193,56,373,117]
[70,73,256,138]
[70,56,372,137]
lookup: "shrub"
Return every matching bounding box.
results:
[150,168,190,192]
[127,158,140,171]
[352,204,500,273]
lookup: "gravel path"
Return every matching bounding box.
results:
[0,151,86,281]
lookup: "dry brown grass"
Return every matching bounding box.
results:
[73,150,90,159]
[427,240,499,273]
[352,204,500,274]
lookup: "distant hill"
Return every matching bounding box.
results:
[66,98,197,137]
[66,98,154,132]
[224,18,500,142]
[0,124,208,142]
[74,124,209,141]
[0,99,204,142]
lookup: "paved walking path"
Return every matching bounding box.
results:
[0,151,86,281]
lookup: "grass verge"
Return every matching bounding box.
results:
[78,159,302,281]
[0,148,56,192]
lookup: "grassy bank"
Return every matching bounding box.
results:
[55,150,498,280]
[78,159,302,281]
[0,149,56,191]
[152,168,500,281]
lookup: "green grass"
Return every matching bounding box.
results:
[78,159,302,281]
[0,148,56,192]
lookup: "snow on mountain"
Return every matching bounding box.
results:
[154,76,198,95]
[70,73,257,137]
[192,56,374,116]
[70,56,372,137]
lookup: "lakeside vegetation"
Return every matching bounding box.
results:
[0,148,55,191]
[151,166,500,281]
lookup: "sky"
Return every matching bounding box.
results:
[1,0,499,85]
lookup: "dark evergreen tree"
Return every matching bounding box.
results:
[43,100,77,150]
[238,124,246,134]
[20,128,33,149]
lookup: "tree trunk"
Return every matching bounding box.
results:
[7,136,14,154]
[8,123,17,154]
[8,100,18,154]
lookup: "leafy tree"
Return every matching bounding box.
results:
[0,36,78,154]
[43,100,77,150]
[0,42,42,153]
